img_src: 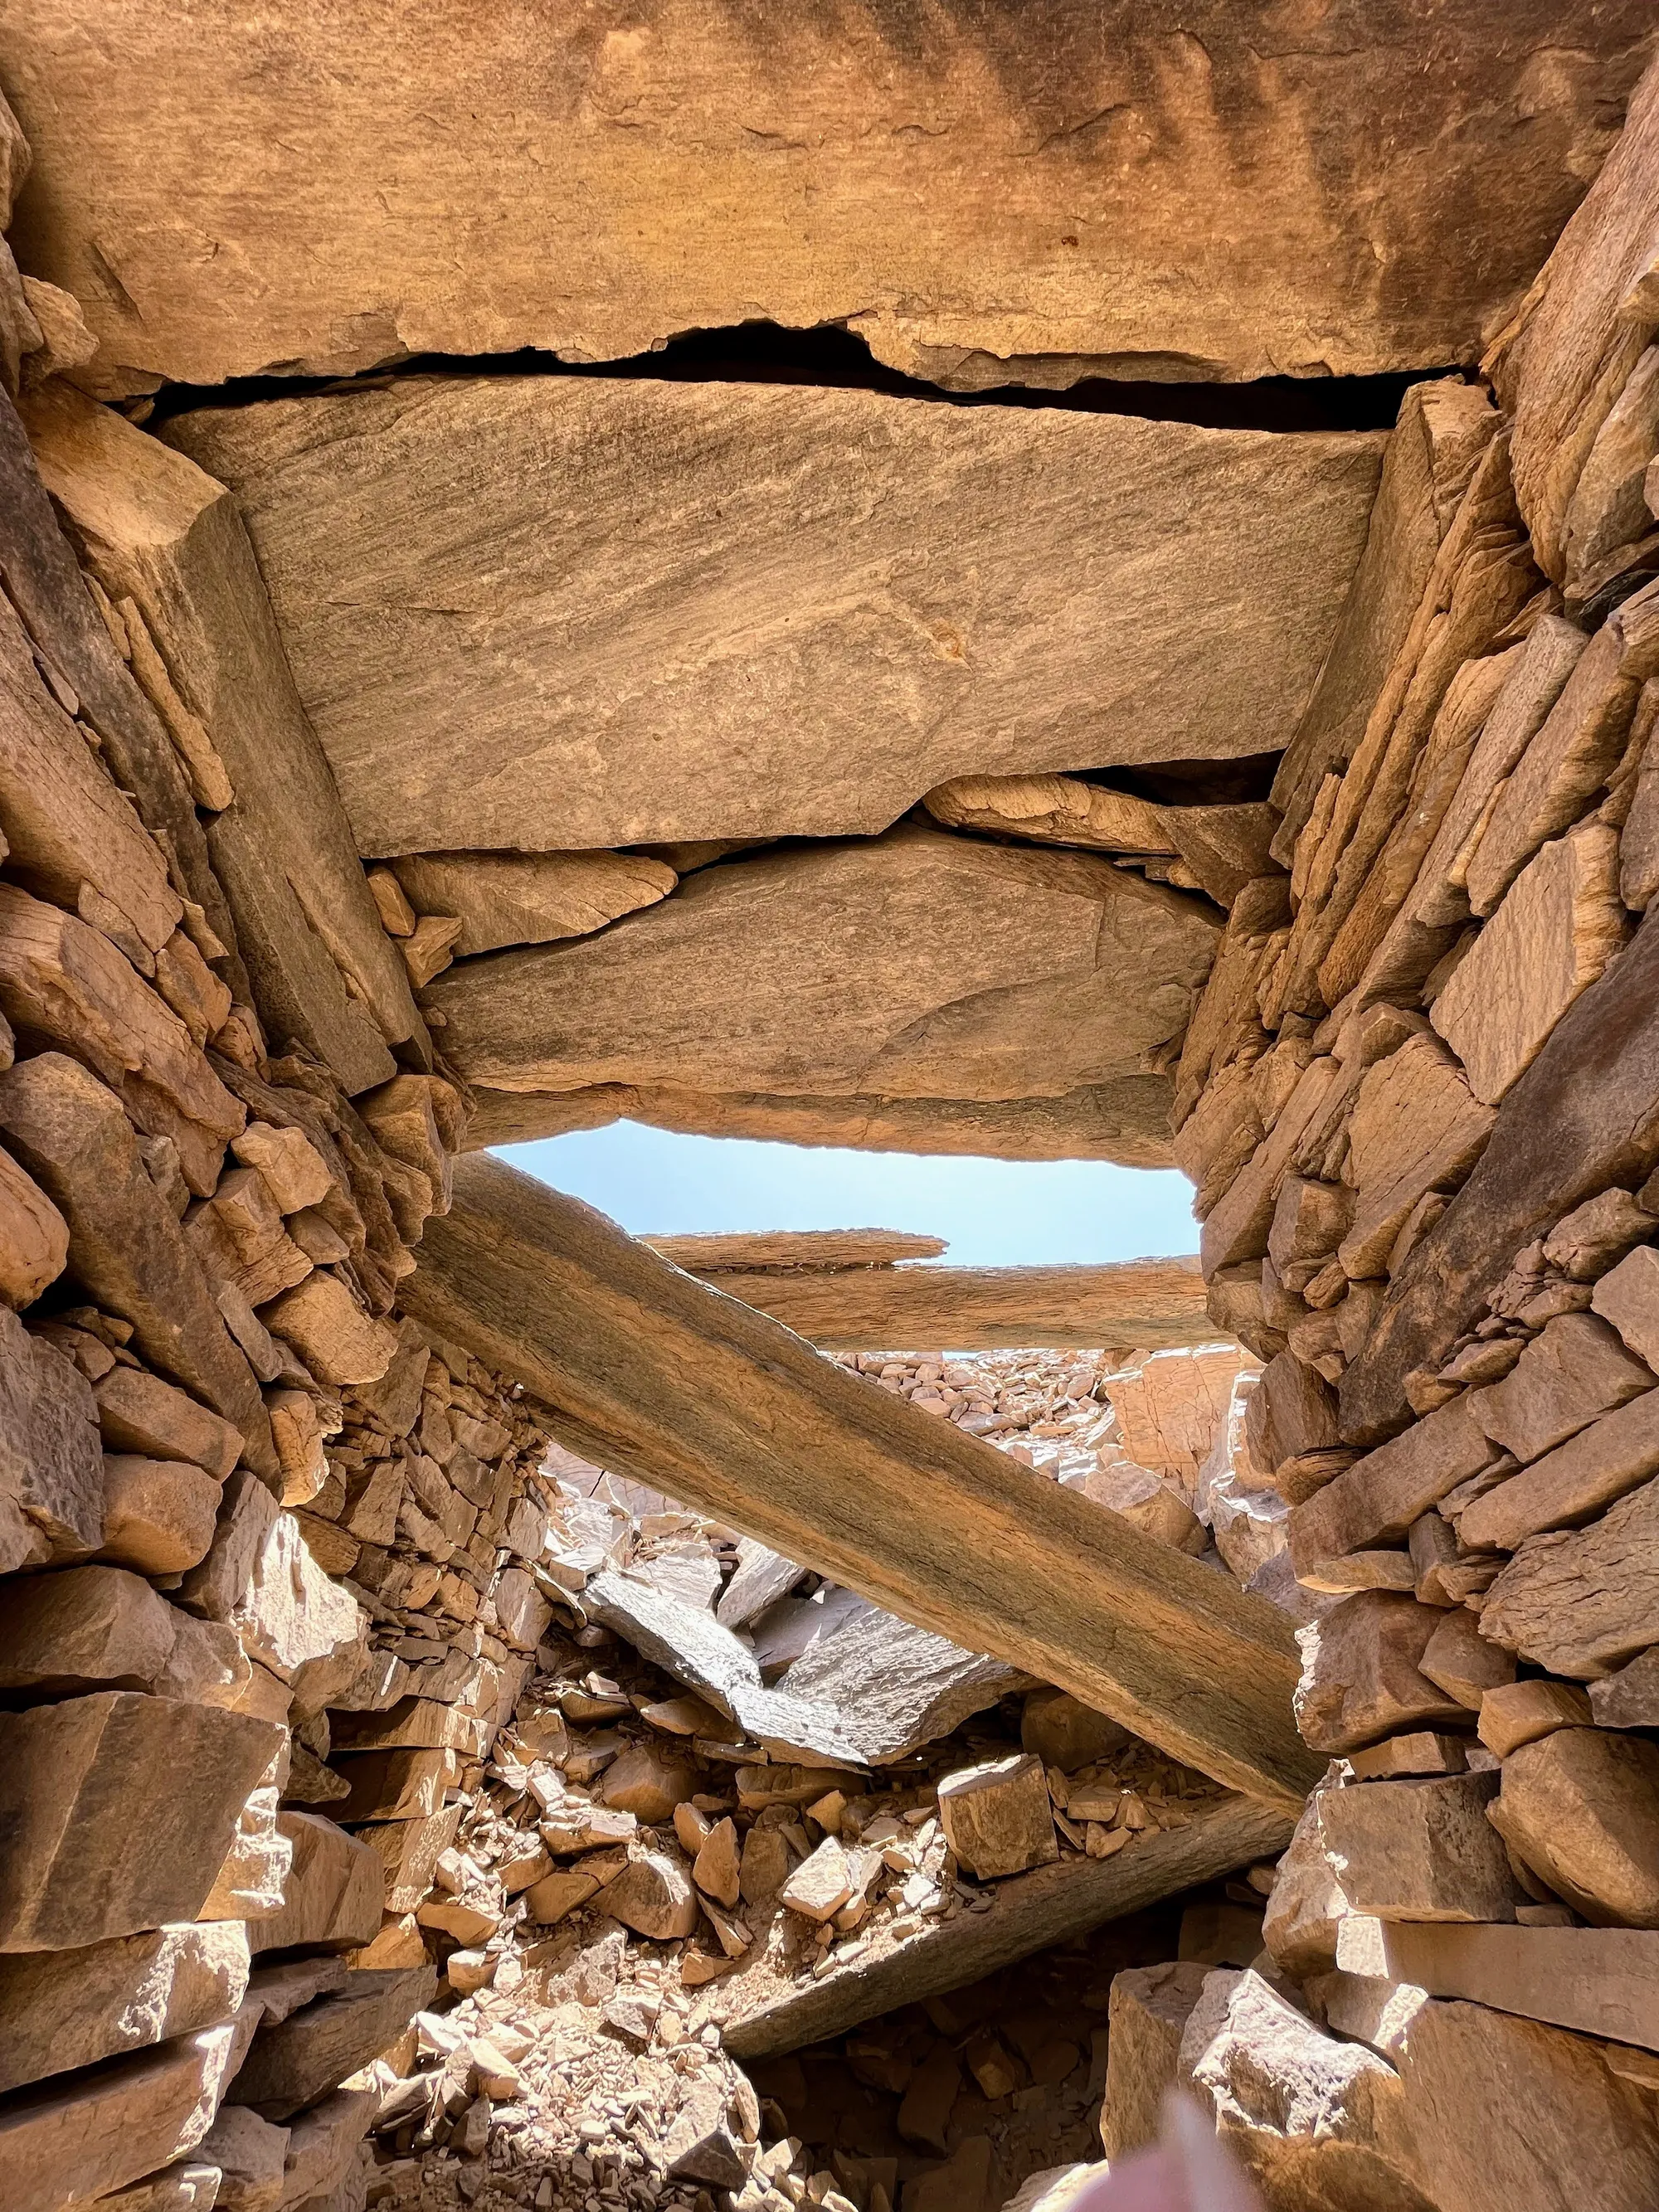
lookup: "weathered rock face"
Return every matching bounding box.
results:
[6,2,1650,394]
[167,380,1382,855]
[427,829,1219,1128]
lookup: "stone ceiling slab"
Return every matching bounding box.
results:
[2,2,1652,392]
[423,826,1219,1113]
[168,377,1383,854]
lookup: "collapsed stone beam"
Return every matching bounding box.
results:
[406,1156,1321,1815]
[678,1256,1214,1352]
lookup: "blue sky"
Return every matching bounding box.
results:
[496,1120,1198,1266]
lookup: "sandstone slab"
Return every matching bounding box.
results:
[1319,1772,1524,1923]
[8,2,1649,393]
[1593,1242,1659,1369]
[1399,1996,1659,2212]
[172,382,1381,854]
[1491,1727,1659,1925]
[0,1691,281,1950]
[0,1920,250,2095]
[601,1852,699,1942]
[0,1300,108,1563]
[1458,1388,1659,1550]
[0,1561,178,1695]
[227,1966,435,2122]
[390,850,676,958]
[1098,1961,1209,2160]
[0,2015,255,2212]
[430,828,1216,1122]
[1466,1310,1652,1466]
[1481,1475,1659,1677]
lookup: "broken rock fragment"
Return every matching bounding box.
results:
[937,1753,1058,1879]
[1490,1728,1659,1926]
[1318,1772,1525,1923]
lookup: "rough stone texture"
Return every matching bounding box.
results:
[1490,1728,1659,1925]
[1293,1592,1468,1754]
[1262,1773,1350,1980]
[1477,1678,1593,1758]
[7,2,1648,390]
[1178,1967,1433,2211]
[389,850,677,958]
[0,1920,250,2095]
[227,1966,436,2122]
[0,1691,282,1950]
[0,2014,256,2212]
[1098,1962,1209,2160]
[0,1301,105,1559]
[1591,1645,1659,1728]
[1481,1474,1659,1677]
[1318,1772,1525,1923]
[1593,1243,1659,1369]
[172,382,1380,853]
[1359,1920,1659,2054]
[1467,1310,1653,1465]
[1460,1390,1659,1551]
[429,830,1216,1138]
[1399,1997,1659,2212]
[1342,893,1659,1442]
[1432,823,1630,1103]
[600,1853,699,1942]
[0,1563,178,1696]
[937,1754,1058,1880]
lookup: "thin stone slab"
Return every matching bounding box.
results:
[1360,1920,1659,2052]
[171,382,1380,853]
[720,1793,1292,2061]
[0,1921,250,2095]
[586,1565,1029,1766]
[1481,1476,1659,1678]
[7,5,1646,391]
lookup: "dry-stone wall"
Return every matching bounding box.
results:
[0,97,566,2208]
[1101,53,1659,2212]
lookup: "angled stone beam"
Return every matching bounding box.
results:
[406,1157,1321,1815]
[694,1256,1213,1352]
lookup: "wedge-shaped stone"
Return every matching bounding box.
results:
[1433,824,1629,1103]
[0,1921,250,2095]
[0,1690,281,1950]
[1478,1679,1593,1759]
[1293,1592,1468,1755]
[1490,1728,1659,1926]
[0,2014,257,2212]
[275,2083,377,2208]
[1336,1033,1496,1279]
[1261,1773,1350,1981]
[601,1853,699,1942]
[94,1365,242,1480]
[1399,1996,1659,2212]
[922,773,1173,856]
[0,1562,178,1695]
[1466,619,1647,915]
[1481,1475,1659,1678]
[260,1273,398,1389]
[173,381,1380,852]
[1418,1607,1515,1709]
[195,2105,286,2212]
[1591,1646,1659,1728]
[1291,1397,1493,1575]
[22,382,424,1091]
[1467,1311,1652,1465]
[255,1814,385,1955]
[331,1747,456,1824]
[1319,1772,1524,1923]
[1460,1390,1659,1550]
[389,849,677,958]
[0,1055,275,1475]
[227,1966,435,2122]
[358,1806,462,1919]
[431,828,1217,1114]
